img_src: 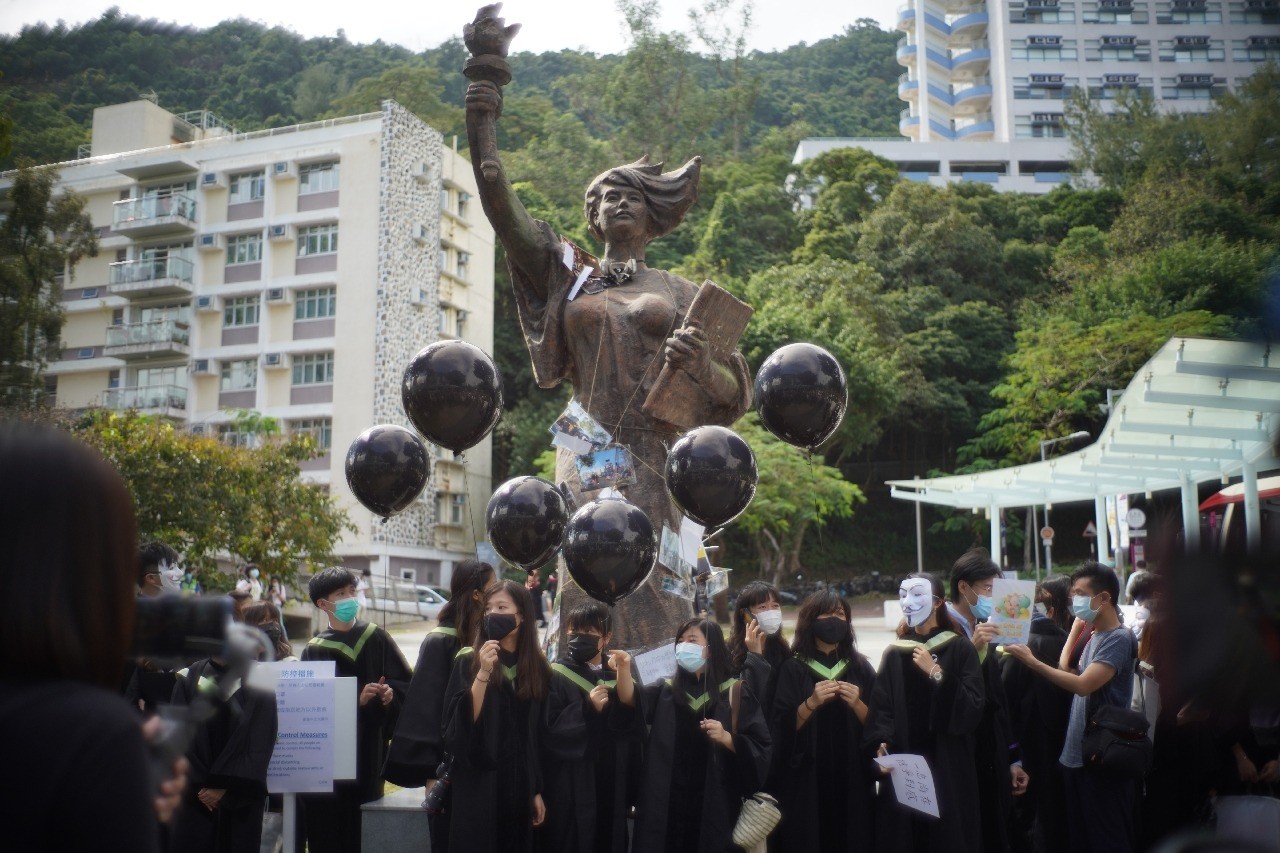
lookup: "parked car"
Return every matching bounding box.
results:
[369,584,448,620]
[428,586,450,602]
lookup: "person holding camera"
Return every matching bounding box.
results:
[300,567,412,853]
[442,580,551,853]
[0,422,187,852]
[384,559,496,853]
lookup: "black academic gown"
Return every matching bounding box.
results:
[300,620,412,853]
[1000,616,1070,853]
[385,623,461,786]
[769,651,878,853]
[169,658,278,853]
[736,637,789,731]
[864,629,985,853]
[974,640,1016,853]
[632,677,773,853]
[539,657,639,853]
[442,649,544,853]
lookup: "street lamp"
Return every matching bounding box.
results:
[1038,431,1092,575]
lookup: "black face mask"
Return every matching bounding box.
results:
[566,633,602,666]
[483,613,518,641]
[812,617,849,645]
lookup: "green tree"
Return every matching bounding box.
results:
[326,65,463,137]
[76,411,353,585]
[0,162,97,409]
[685,183,800,281]
[732,413,864,584]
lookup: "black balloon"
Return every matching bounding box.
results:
[753,343,848,451]
[665,425,757,528]
[345,425,430,520]
[401,340,503,453]
[561,499,657,606]
[485,476,569,570]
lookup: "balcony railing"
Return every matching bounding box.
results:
[112,194,197,233]
[108,257,195,298]
[104,384,188,413]
[104,319,191,354]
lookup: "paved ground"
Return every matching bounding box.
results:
[385,612,901,671]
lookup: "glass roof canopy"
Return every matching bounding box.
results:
[887,337,1279,556]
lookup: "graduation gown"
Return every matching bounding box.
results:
[736,637,789,731]
[632,676,772,853]
[1000,616,1071,853]
[539,657,639,853]
[442,648,544,853]
[384,623,461,787]
[769,651,878,853]
[169,658,278,853]
[300,620,412,853]
[974,640,1016,853]
[864,629,985,853]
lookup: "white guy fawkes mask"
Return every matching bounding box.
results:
[158,559,184,593]
[899,578,935,628]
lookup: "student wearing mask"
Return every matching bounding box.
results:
[947,549,1025,853]
[866,573,985,853]
[769,589,877,852]
[300,567,412,853]
[1005,562,1138,853]
[727,582,790,719]
[1000,575,1073,853]
[540,602,638,853]
[633,619,772,853]
[442,580,551,853]
[385,560,496,853]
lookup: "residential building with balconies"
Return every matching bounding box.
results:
[796,0,1279,192]
[0,98,496,588]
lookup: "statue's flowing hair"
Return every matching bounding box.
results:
[584,155,702,244]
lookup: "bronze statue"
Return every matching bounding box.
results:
[463,4,753,651]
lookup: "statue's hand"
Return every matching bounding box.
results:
[664,323,710,380]
[466,80,504,120]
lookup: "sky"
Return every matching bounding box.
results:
[0,0,901,54]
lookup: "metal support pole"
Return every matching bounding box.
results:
[990,504,1002,569]
[1044,503,1053,574]
[915,475,924,574]
[1180,478,1201,555]
[1031,504,1041,579]
[1243,462,1262,556]
[1095,496,1110,568]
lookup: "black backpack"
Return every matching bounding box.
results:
[1081,631,1152,778]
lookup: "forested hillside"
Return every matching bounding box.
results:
[2,9,1276,580]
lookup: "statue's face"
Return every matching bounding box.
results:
[594,181,651,243]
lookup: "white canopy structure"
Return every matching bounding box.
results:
[888,337,1280,565]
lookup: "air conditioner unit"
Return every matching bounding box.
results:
[198,233,224,252]
[1175,35,1210,46]
[1248,35,1280,46]
[200,172,227,190]
[1104,73,1139,85]
[411,288,431,307]
[195,294,220,312]
[1246,0,1279,9]
[1027,35,1062,46]
[271,161,296,180]
[1032,112,1063,125]
[1026,0,1058,7]
[1098,0,1133,8]
[452,494,467,506]
[1170,0,1205,8]
[265,287,292,304]
[411,162,434,184]
[1177,73,1215,86]
[190,424,207,436]
[268,224,294,242]
[192,359,216,375]
[1101,35,1136,46]
[413,224,430,246]
[262,352,288,369]
[1030,73,1066,86]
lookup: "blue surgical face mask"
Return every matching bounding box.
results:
[1072,594,1099,623]
[332,597,360,624]
[249,568,260,579]
[972,594,994,622]
[675,642,706,674]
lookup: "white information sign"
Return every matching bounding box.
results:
[875,753,940,818]
[632,643,677,687]
[268,663,337,793]
[989,578,1037,647]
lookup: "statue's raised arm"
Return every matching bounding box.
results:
[463,4,553,295]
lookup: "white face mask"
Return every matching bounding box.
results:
[158,559,183,593]
[899,579,934,628]
[754,609,783,636]
[1033,601,1048,618]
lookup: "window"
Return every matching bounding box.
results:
[439,188,450,212]
[292,418,333,451]
[292,352,334,385]
[298,224,338,257]
[218,423,254,448]
[441,494,467,525]
[220,358,258,391]
[226,232,263,265]
[223,296,260,327]
[1015,113,1067,138]
[438,247,448,272]
[229,171,265,204]
[457,191,471,218]
[295,287,337,320]
[456,251,470,280]
[299,161,340,194]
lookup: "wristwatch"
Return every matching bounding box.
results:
[929,666,943,683]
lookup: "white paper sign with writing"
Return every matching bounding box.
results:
[268,668,336,793]
[632,643,677,687]
[874,753,940,818]
[989,578,1038,646]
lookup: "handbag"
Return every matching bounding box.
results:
[1082,636,1153,778]
[727,681,782,849]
